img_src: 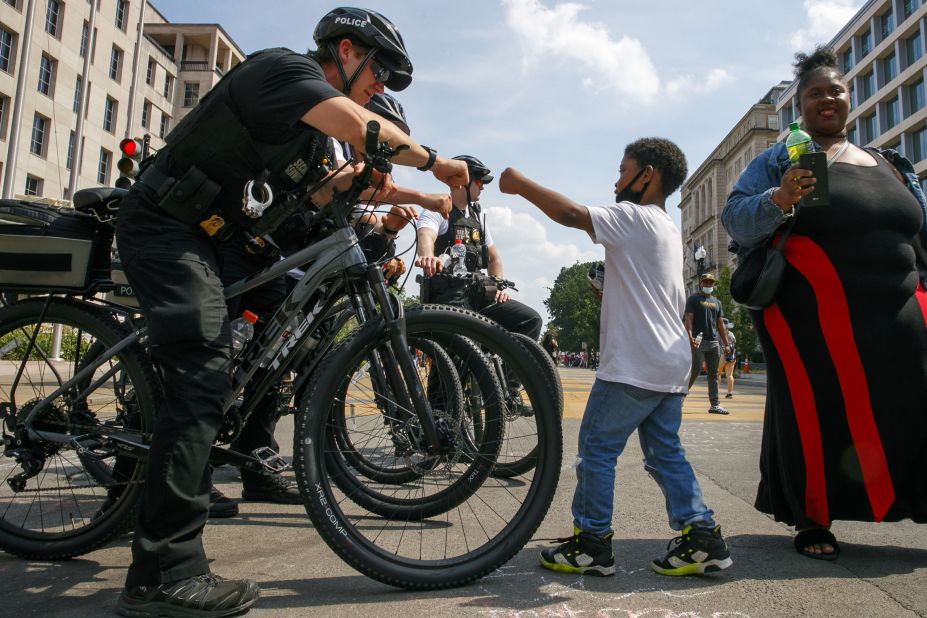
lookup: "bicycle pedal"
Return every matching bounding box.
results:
[251,446,291,473]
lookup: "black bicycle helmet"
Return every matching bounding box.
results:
[366,93,410,135]
[313,7,413,91]
[452,155,493,184]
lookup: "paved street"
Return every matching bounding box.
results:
[2,367,925,617]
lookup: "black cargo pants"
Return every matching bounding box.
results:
[116,186,230,587]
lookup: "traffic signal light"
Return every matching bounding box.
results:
[116,137,143,189]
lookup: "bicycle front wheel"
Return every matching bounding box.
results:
[294,304,562,589]
[0,298,158,559]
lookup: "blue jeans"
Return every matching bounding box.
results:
[572,379,716,536]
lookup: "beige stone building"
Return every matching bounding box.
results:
[678,83,788,290]
[0,0,244,202]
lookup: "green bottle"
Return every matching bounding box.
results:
[785,121,813,164]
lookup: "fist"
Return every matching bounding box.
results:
[498,168,523,195]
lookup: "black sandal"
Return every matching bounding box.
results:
[793,528,840,561]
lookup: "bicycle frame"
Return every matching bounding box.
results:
[15,125,441,470]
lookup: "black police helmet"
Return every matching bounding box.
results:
[314,7,413,91]
[452,155,493,184]
[366,93,410,135]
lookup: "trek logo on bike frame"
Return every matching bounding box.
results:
[266,293,329,372]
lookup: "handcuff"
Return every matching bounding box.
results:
[241,179,274,219]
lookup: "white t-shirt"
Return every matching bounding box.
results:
[587,202,691,393]
[416,206,495,248]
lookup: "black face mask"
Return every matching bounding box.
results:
[615,168,650,204]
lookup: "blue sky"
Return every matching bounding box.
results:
[150,0,865,324]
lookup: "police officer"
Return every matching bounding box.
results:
[113,7,468,616]
[416,155,542,340]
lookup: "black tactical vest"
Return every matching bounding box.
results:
[155,48,331,230]
[434,204,487,272]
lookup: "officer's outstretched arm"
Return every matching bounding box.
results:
[302,97,468,188]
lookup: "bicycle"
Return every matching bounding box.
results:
[0,121,562,590]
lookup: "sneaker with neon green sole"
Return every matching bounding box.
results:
[650,524,733,576]
[539,528,615,576]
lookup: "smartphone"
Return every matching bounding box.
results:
[798,151,829,207]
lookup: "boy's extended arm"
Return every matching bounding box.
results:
[499,168,593,235]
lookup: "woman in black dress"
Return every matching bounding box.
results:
[722,47,927,559]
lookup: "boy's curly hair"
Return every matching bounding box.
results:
[624,138,688,196]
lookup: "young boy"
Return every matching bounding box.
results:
[498,138,732,577]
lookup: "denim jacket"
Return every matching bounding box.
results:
[722,142,927,282]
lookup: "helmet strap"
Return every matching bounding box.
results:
[328,41,377,95]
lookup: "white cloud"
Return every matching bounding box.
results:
[481,205,600,319]
[501,0,730,104]
[789,0,865,51]
[502,0,660,103]
[665,68,733,96]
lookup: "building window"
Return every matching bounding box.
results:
[115,0,128,31]
[37,53,54,96]
[767,114,779,130]
[66,130,74,170]
[97,148,111,185]
[141,99,150,128]
[160,113,171,138]
[146,57,154,85]
[886,97,900,129]
[24,175,41,196]
[862,71,876,100]
[842,49,854,73]
[907,31,923,64]
[103,96,117,133]
[2,0,18,7]
[848,125,858,145]
[914,125,927,161]
[881,9,894,38]
[0,27,12,73]
[163,74,174,99]
[911,79,926,113]
[44,0,61,37]
[83,82,91,119]
[849,84,856,110]
[904,0,917,20]
[865,113,878,142]
[79,21,88,58]
[0,96,7,138]
[109,45,123,81]
[30,114,47,156]
[884,52,898,84]
[861,29,873,58]
[182,82,199,107]
[72,75,81,113]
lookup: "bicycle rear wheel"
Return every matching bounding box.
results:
[294,304,562,589]
[0,298,158,559]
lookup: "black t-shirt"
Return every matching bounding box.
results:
[685,293,724,342]
[229,50,341,143]
[161,49,343,221]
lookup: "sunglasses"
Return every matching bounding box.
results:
[370,58,391,84]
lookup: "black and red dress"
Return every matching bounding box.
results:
[754,154,927,527]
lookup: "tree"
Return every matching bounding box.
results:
[544,261,601,352]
